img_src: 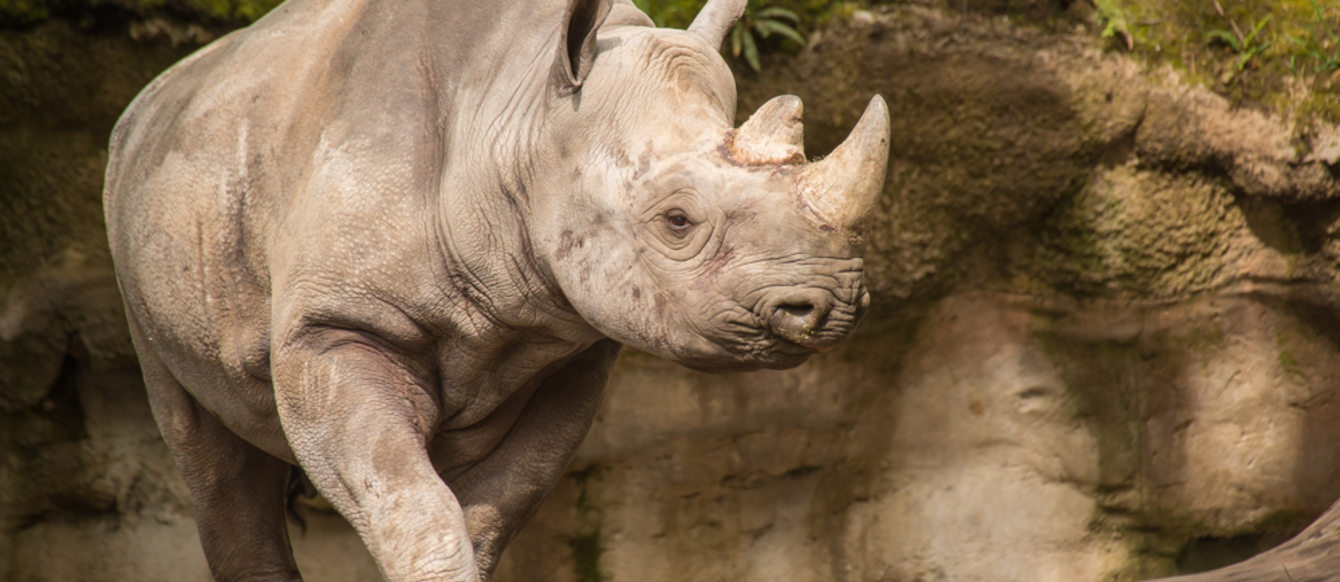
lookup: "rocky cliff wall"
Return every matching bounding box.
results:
[497,6,1340,581]
[3,2,1339,581]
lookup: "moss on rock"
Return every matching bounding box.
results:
[0,20,189,281]
[1027,167,1243,297]
[1095,0,1339,124]
[1,0,282,28]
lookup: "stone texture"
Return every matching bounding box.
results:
[494,292,1340,582]
[493,5,1340,581]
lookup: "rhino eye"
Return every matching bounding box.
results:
[640,201,716,261]
[664,209,694,234]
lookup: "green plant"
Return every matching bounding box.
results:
[633,0,812,73]
[729,4,803,73]
[0,0,49,25]
[0,0,281,27]
[632,0,699,29]
[1286,0,1340,76]
[1093,0,1133,51]
[1206,15,1272,72]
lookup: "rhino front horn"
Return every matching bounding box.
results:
[795,95,890,231]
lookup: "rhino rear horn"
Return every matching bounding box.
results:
[794,95,891,231]
[730,95,805,165]
[688,0,747,49]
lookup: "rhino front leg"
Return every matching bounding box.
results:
[450,340,621,578]
[273,330,479,582]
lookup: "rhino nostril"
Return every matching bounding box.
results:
[769,301,831,346]
[780,303,815,319]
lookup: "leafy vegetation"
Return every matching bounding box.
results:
[1285,0,1340,76]
[1089,0,1339,122]
[1,0,282,27]
[6,0,1333,122]
[1205,14,1272,78]
[1093,0,1132,50]
[2,0,824,73]
[632,0,831,31]
[634,0,839,72]
[0,0,49,25]
[729,5,802,72]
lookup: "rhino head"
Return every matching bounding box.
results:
[531,0,890,372]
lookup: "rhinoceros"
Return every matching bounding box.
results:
[103,0,889,579]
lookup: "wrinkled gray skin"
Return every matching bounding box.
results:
[103,0,889,579]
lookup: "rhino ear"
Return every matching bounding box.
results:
[688,0,747,49]
[554,0,613,93]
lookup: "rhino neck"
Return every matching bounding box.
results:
[404,0,603,338]
[433,147,593,339]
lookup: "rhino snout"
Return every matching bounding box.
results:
[763,287,867,349]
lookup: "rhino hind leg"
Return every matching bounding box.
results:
[129,318,303,582]
[1146,498,1340,582]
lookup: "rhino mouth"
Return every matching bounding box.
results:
[689,289,867,371]
[651,255,868,372]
